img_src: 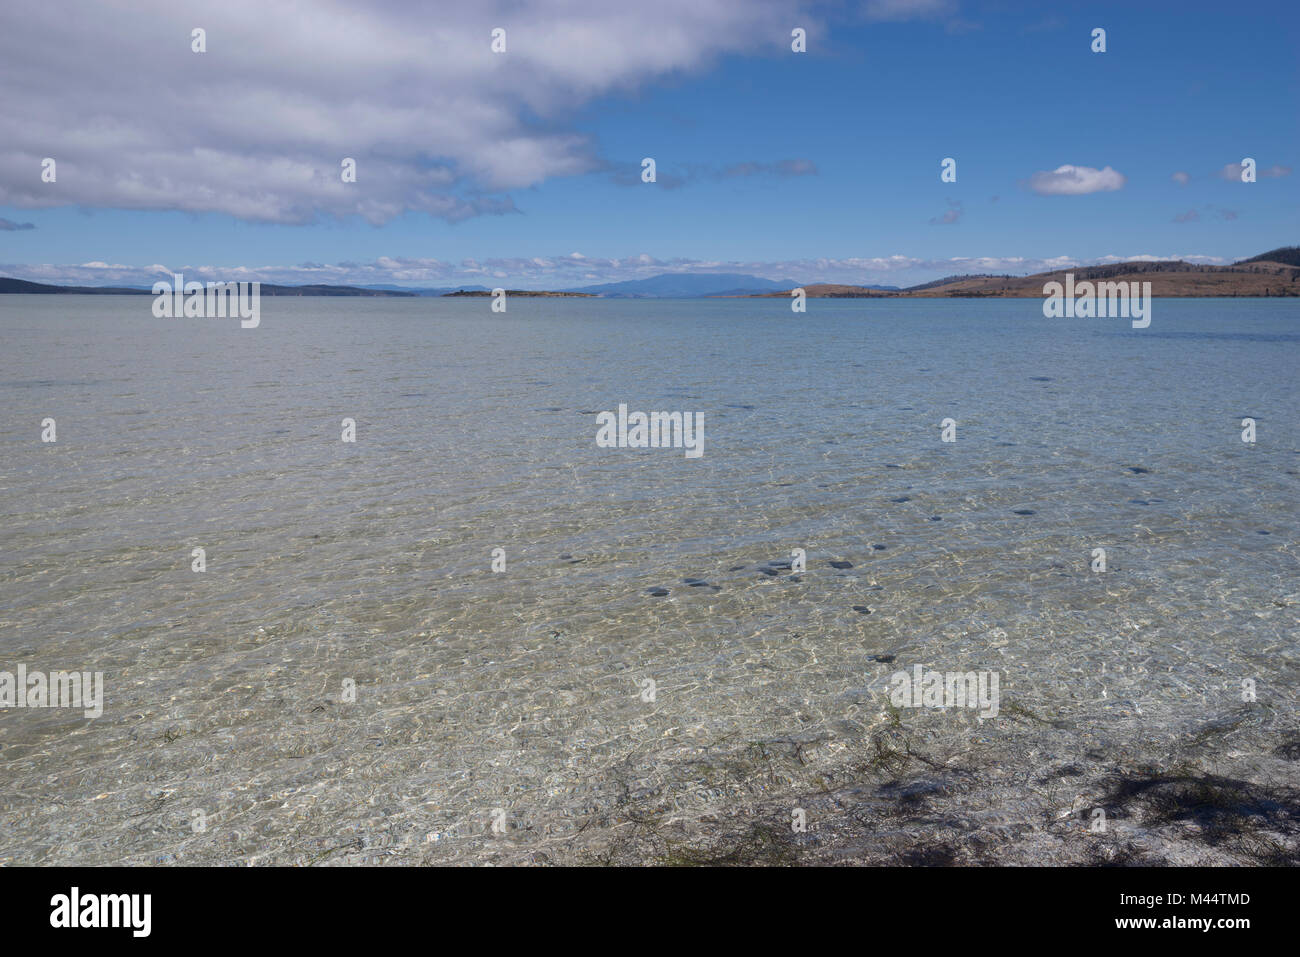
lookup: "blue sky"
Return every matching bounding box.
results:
[0,0,1296,288]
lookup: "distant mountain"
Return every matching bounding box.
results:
[5,249,1295,298]
[564,273,801,298]
[0,278,148,294]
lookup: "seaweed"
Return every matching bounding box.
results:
[1095,770,1300,863]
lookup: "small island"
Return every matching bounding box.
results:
[441,289,595,297]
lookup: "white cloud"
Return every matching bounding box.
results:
[0,0,807,224]
[1027,165,1127,195]
[1171,171,1190,186]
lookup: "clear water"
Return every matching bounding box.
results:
[1,295,1297,865]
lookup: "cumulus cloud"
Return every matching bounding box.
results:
[0,217,36,230]
[1173,209,1199,223]
[1027,165,1126,195]
[0,0,808,224]
[1171,171,1190,186]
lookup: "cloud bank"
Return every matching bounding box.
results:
[0,0,807,225]
[0,250,1234,291]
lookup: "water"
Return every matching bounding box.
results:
[1,294,1297,865]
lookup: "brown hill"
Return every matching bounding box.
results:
[761,256,1300,298]
[899,260,1299,297]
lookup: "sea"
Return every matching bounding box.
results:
[1,294,1297,865]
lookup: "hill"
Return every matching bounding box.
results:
[0,277,149,294]
[1236,246,1300,268]
[754,251,1300,298]
[895,259,1299,298]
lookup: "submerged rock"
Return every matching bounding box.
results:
[683,578,722,591]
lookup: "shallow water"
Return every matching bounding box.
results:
[1,294,1297,865]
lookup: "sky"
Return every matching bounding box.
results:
[0,0,1296,289]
